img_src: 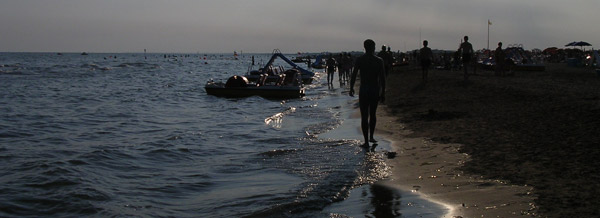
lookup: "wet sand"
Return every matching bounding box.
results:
[381,63,600,217]
[320,99,449,217]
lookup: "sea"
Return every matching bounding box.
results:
[0,52,447,217]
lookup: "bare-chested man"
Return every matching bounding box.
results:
[350,39,386,148]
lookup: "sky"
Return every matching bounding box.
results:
[1,0,598,53]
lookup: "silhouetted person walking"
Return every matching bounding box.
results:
[337,53,345,84]
[419,40,433,84]
[350,39,386,148]
[378,45,392,77]
[326,54,336,85]
[458,36,474,81]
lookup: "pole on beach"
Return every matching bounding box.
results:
[487,19,491,50]
[419,26,422,49]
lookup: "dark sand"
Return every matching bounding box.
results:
[381,63,600,217]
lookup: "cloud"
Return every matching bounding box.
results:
[1,0,598,52]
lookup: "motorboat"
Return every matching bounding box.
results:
[246,50,315,84]
[291,56,308,63]
[205,69,305,99]
[311,54,326,69]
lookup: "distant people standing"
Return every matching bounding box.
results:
[342,53,353,83]
[337,53,345,84]
[387,47,394,70]
[494,42,506,76]
[420,40,433,84]
[452,51,460,71]
[307,57,312,69]
[378,45,392,77]
[326,54,337,84]
[458,36,474,81]
[350,39,386,148]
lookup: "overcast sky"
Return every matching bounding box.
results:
[1,0,598,53]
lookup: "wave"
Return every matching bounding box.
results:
[114,62,162,69]
[0,131,34,138]
[0,187,109,217]
[260,148,300,157]
[264,107,296,128]
[80,63,111,71]
[0,70,25,75]
[249,138,390,217]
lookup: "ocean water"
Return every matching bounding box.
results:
[0,52,397,217]
[0,52,450,217]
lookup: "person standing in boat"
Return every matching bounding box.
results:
[350,39,386,148]
[326,54,337,85]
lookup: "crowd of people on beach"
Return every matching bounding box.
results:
[262,35,597,149]
[339,35,599,149]
[313,36,599,216]
[321,36,479,147]
[322,45,395,87]
[328,37,481,148]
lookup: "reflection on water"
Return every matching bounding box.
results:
[317,94,448,218]
[370,183,402,217]
[324,181,449,218]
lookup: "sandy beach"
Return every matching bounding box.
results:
[378,63,600,217]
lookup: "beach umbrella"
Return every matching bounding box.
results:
[573,41,592,51]
[565,41,578,47]
[574,41,592,47]
[565,41,592,50]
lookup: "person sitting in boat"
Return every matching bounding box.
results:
[275,74,286,86]
[266,66,274,76]
[257,74,268,86]
[283,69,301,86]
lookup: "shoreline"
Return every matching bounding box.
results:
[320,95,449,217]
[320,88,535,217]
[376,105,536,217]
